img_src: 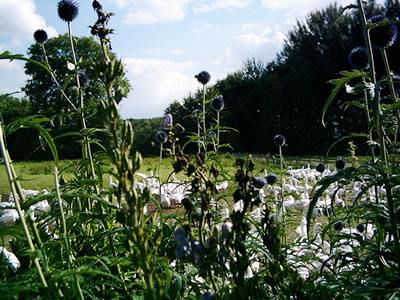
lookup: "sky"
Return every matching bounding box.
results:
[0,0,384,119]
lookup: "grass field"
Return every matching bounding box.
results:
[0,154,283,196]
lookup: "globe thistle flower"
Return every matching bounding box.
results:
[368,15,398,49]
[195,71,211,85]
[211,95,224,111]
[266,174,278,185]
[335,158,346,170]
[201,291,212,300]
[174,227,188,245]
[253,176,266,189]
[334,221,344,231]
[78,71,90,86]
[33,29,48,44]
[208,131,217,138]
[155,131,168,144]
[356,223,365,233]
[273,134,286,147]
[348,47,369,70]
[316,163,325,173]
[57,0,79,22]
[163,114,173,130]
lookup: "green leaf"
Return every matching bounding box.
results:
[322,70,368,127]
[0,51,50,73]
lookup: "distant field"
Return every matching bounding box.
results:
[0,154,282,196]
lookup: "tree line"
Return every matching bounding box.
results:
[1,0,399,159]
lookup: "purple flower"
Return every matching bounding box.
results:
[335,158,346,170]
[195,71,211,85]
[78,71,90,86]
[155,131,168,144]
[163,114,173,130]
[254,176,266,189]
[174,227,188,245]
[348,47,369,70]
[316,163,325,173]
[368,15,398,49]
[58,0,79,22]
[273,134,286,147]
[33,29,48,44]
[266,174,278,185]
[211,96,224,112]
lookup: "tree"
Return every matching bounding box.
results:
[23,34,131,158]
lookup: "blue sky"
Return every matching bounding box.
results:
[0,0,384,119]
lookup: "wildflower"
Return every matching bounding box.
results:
[175,244,191,260]
[195,71,211,85]
[335,158,346,170]
[174,227,188,245]
[211,96,224,111]
[316,163,325,173]
[273,134,286,147]
[348,47,369,70]
[78,71,90,86]
[155,131,168,144]
[208,131,216,138]
[163,114,173,130]
[201,291,212,300]
[368,15,398,49]
[57,0,79,22]
[266,174,278,185]
[33,29,48,44]
[253,176,266,189]
[334,221,344,231]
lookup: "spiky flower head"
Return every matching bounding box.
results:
[266,174,278,185]
[316,163,325,173]
[368,15,398,49]
[348,47,369,70]
[273,134,286,147]
[254,176,266,189]
[335,158,346,170]
[155,130,168,144]
[164,114,173,130]
[58,0,79,22]
[334,221,344,231]
[78,71,90,86]
[211,95,224,112]
[195,71,211,85]
[33,29,48,44]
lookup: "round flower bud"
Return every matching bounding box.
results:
[368,15,398,49]
[163,114,173,130]
[57,0,79,22]
[254,176,266,189]
[348,47,369,70]
[266,174,278,185]
[208,131,216,138]
[33,29,48,44]
[316,163,325,173]
[155,131,168,144]
[334,221,344,231]
[78,71,90,86]
[195,71,211,85]
[335,158,346,170]
[356,223,365,233]
[273,134,286,147]
[211,96,224,112]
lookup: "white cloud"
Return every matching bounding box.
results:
[120,58,199,118]
[193,0,249,13]
[224,25,285,68]
[0,60,27,95]
[114,0,191,25]
[170,48,185,55]
[0,0,57,47]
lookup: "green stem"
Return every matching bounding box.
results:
[67,21,98,196]
[0,122,48,288]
